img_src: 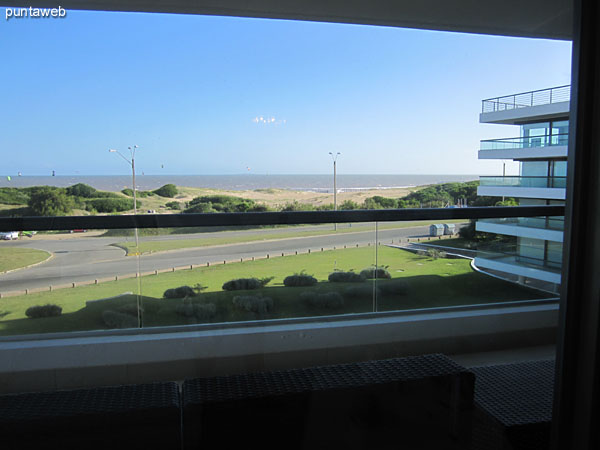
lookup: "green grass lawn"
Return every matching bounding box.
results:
[0,247,51,272]
[113,220,465,255]
[0,246,550,336]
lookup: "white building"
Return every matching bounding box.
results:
[475,85,569,291]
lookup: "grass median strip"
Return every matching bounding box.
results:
[0,248,51,272]
[0,246,549,336]
[112,220,465,255]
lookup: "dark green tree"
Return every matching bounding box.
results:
[66,183,97,198]
[28,187,73,216]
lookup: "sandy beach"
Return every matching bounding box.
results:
[170,186,420,209]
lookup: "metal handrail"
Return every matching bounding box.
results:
[480,133,569,150]
[0,205,565,232]
[481,133,569,143]
[482,85,570,113]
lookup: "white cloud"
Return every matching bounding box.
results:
[252,115,286,125]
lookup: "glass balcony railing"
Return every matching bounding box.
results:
[480,134,569,151]
[0,206,564,338]
[479,176,567,189]
[482,85,570,113]
[478,216,564,231]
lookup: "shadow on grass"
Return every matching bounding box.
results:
[0,272,552,337]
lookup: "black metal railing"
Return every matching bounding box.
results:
[482,85,570,113]
[0,205,566,232]
[480,133,569,151]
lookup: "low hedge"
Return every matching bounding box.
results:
[222,277,272,291]
[25,304,62,318]
[163,286,196,299]
[328,271,365,283]
[232,295,273,314]
[300,291,344,309]
[360,267,392,279]
[283,273,318,287]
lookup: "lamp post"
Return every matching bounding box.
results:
[329,152,340,231]
[109,146,139,248]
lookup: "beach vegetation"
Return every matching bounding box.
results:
[28,187,74,216]
[153,184,178,198]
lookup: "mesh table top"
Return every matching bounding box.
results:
[471,359,555,427]
[0,382,180,423]
[184,353,469,404]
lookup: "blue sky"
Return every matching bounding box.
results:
[0,10,572,176]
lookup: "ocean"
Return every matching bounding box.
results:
[0,174,478,192]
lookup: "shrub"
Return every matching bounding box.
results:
[232,295,273,314]
[378,280,409,296]
[28,188,73,216]
[300,291,344,309]
[165,201,183,210]
[194,303,217,320]
[66,183,97,198]
[360,267,392,279]
[283,272,318,287]
[222,277,268,291]
[427,249,442,259]
[185,195,260,213]
[25,304,62,318]
[153,184,178,198]
[102,310,138,329]
[184,202,216,213]
[363,196,398,209]
[343,284,380,299]
[0,187,30,205]
[339,200,360,210]
[121,188,134,196]
[328,271,365,283]
[280,201,314,212]
[175,303,195,317]
[85,198,139,213]
[163,285,196,299]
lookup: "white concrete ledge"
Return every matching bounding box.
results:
[476,221,564,242]
[0,302,558,377]
[478,145,568,160]
[480,101,570,124]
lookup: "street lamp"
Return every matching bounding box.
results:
[329,152,340,231]
[109,146,139,248]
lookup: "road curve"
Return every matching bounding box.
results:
[0,224,441,292]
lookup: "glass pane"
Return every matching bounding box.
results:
[0,228,143,335]
[520,161,549,177]
[375,220,554,313]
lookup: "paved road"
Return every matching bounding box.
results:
[0,223,442,292]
